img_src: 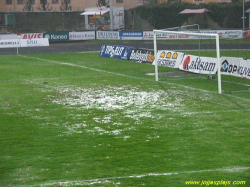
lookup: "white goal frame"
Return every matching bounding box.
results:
[153,30,222,94]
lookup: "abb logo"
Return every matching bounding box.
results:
[22,34,42,39]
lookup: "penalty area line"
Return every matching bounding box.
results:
[16,166,250,187]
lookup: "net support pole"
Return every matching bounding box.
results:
[216,34,222,94]
[110,0,114,31]
[153,30,158,81]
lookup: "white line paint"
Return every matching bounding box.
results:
[15,166,250,187]
[20,55,250,103]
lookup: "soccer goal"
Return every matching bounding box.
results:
[153,29,222,94]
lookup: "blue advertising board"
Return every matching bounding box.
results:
[43,32,69,42]
[119,31,143,40]
[99,44,133,60]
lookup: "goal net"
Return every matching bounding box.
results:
[153,29,222,94]
[219,31,250,93]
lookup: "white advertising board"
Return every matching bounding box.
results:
[0,39,20,48]
[21,38,49,47]
[192,30,243,39]
[179,54,217,74]
[153,50,184,68]
[143,30,243,40]
[0,38,49,48]
[221,57,250,79]
[69,31,95,40]
[143,31,197,40]
[97,31,120,40]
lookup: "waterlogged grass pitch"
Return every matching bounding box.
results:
[0,52,250,186]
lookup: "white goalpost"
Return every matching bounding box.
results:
[153,29,222,94]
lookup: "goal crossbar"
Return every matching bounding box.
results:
[153,29,222,94]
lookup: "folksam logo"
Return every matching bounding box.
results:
[183,56,191,70]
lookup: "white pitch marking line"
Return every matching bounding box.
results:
[20,55,250,103]
[15,166,250,187]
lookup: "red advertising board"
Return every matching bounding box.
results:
[244,30,250,39]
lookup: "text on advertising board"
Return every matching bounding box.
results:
[22,33,42,39]
[99,44,133,60]
[221,57,250,79]
[129,49,155,64]
[155,51,185,68]
[44,32,69,41]
[180,55,217,74]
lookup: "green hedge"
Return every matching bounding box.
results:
[133,2,250,29]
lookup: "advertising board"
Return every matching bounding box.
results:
[0,39,20,48]
[43,32,69,42]
[143,31,169,40]
[99,44,133,60]
[97,31,119,40]
[129,49,155,64]
[119,31,143,40]
[21,33,43,39]
[21,38,49,47]
[69,31,95,40]
[154,50,185,68]
[0,38,49,48]
[221,57,250,79]
[143,30,243,40]
[179,55,217,74]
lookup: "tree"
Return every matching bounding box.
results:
[96,0,110,7]
[37,0,52,11]
[23,0,34,11]
[168,0,182,3]
[60,0,72,11]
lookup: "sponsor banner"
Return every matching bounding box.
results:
[119,31,143,40]
[99,44,133,60]
[43,32,69,41]
[143,30,243,40]
[179,55,217,74]
[187,30,243,39]
[143,31,205,40]
[129,48,155,64]
[0,39,20,48]
[0,38,49,48]
[21,33,43,39]
[69,31,95,40]
[97,31,119,40]
[153,50,185,68]
[244,30,250,39]
[21,38,49,47]
[143,31,168,40]
[214,30,242,39]
[221,57,250,79]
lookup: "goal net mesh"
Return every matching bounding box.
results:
[153,28,250,94]
[153,29,221,94]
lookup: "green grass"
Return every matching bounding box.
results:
[0,52,250,187]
